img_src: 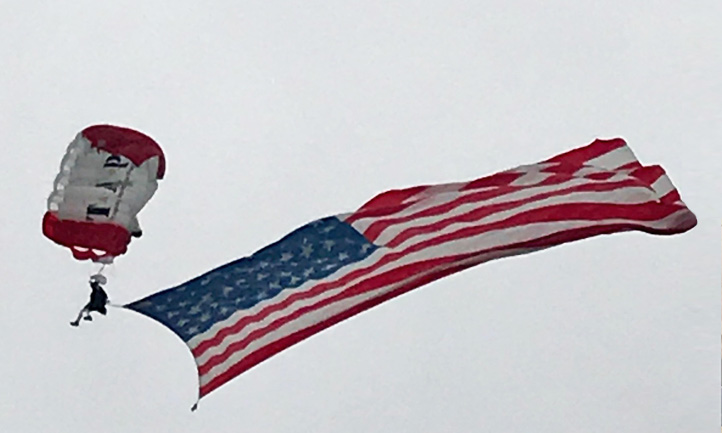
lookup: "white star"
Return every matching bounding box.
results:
[257,273,269,281]
[222,286,234,296]
[188,305,202,315]
[199,313,212,322]
[231,267,251,274]
[280,252,294,262]
[300,244,314,258]
[303,267,315,278]
[322,240,336,251]
[177,318,190,327]
[338,252,349,261]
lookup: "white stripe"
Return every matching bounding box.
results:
[507,162,557,174]
[649,172,675,199]
[197,209,691,386]
[585,144,637,170]
[405,182,466,202]
[509,171,554,187]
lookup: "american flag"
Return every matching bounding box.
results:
[126,138,696,403]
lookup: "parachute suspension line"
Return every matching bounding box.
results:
[91,263,106,279]
[109,165,135,221]
[89,263,109,285]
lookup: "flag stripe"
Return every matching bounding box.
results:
[584,143,639,170]
[544,138,627,167]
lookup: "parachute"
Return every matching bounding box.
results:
[42,125,165,263]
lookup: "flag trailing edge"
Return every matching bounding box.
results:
[125,138,696,402]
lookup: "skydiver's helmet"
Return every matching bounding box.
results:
[90,274,107,285]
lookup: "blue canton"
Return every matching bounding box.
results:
[126,216,377,341]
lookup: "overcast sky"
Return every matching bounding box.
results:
[1,1,720,432]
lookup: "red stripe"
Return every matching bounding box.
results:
[545,138,627,166]
[459,171,524,192]
[660,190,681,204]
[629,165,664,187]
[345,186,429,223]
[344,199,422,225]
[584,172,617,181]
[618,161,643,171]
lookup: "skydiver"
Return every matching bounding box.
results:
[70,274,110,327]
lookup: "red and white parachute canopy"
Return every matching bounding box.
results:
[42,125,165,263]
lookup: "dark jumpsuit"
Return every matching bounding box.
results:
[87,281,109,314]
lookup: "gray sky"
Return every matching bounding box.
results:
[1,1,720,432]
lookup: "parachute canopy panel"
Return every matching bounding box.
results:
[43,125,165,263]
